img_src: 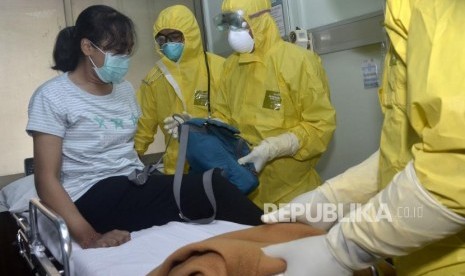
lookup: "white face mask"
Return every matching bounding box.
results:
[228,29,254,53]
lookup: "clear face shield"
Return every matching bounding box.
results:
[214,9,270,53]
[213,11,250,31]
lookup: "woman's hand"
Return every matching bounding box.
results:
[85,229,131,249]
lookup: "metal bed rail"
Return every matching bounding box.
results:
[12,198,72,276]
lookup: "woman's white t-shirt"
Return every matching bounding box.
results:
[26,73,144,201]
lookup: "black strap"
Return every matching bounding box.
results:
[203,51,211,118]
[173,124,217,224]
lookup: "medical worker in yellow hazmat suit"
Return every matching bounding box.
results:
[213,0,336,207]
[135,5,224,174]
[261,0,465,275]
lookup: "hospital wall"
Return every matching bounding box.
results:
[0,0,193,176]
[287,0,385,180]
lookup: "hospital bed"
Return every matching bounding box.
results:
[12,200,251,275]
[1,160,253,275]
[0,157,394,276]
[0,155,255,275]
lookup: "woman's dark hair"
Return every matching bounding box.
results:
[52,5,136,72]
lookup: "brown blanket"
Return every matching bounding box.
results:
[148,223,325,276]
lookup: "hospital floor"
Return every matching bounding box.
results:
[0,212,32,276]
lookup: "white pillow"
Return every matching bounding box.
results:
[0,174,37,213]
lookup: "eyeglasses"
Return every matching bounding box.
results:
[155,31,184,46]
[88,39,133,56]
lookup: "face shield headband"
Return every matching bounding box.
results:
[214,9,270,31]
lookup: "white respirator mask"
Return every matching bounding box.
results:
[228,29,254,53]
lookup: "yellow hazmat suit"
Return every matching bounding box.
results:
[214,0,336,207]
[380,0,465,274]
[135,5,225,174]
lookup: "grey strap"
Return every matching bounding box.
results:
[199,168,217,223]
[128,161,161,186]
[128,164,150,185]
[173,124,217,224]
[173,124,189,216]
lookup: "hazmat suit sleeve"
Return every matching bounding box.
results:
[134,68,160,156]
[406,2,465,216]
[286,51,336,161]
[211,63,232,125]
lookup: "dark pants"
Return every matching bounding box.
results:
[75,169,263,233]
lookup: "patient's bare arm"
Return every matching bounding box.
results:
[32,132,130,249]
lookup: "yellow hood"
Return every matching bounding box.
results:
[153,5,203,61]
[222,0,281,59]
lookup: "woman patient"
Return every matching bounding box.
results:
[26,5,262,249]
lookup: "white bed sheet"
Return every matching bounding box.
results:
[49,220,251,276]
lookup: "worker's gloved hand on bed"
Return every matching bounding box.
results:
[262,151,381,230]
[261,205,381,275]
[163,112,192,139]
[238,133,299,173]
[262,234,359,276]
[84,229,131,249]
